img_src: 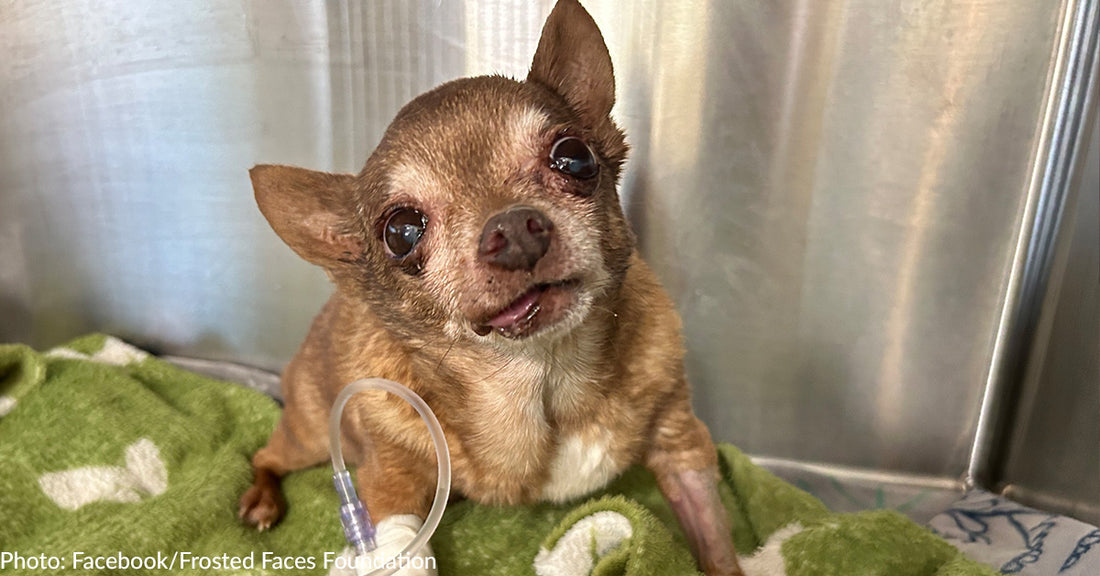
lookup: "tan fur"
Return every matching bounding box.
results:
[238,2,741,574]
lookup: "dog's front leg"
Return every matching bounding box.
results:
[657,465,743,576]
[646,396,744,576]
[348,437,439,576]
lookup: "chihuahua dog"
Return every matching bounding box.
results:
[238,1,742,574]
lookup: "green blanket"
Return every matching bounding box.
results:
[0,335,997,576]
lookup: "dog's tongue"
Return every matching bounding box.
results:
[487,288,541,328]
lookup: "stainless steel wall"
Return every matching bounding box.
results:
[1,0,1095,508]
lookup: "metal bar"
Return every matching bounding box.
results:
[967,0,1100,489]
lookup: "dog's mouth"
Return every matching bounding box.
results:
[473,280,580,339]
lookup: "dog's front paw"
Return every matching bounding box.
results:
[238,472,285,531]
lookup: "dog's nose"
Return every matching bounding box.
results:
[478,206,553,271]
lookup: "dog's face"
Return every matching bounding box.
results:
[250,0,631,347]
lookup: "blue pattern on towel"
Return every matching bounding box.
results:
[1062,530,1100,573]
[929,490,1099,576]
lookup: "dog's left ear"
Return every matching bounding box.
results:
[528,0,615,128]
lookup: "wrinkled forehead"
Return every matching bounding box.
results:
[376,79,559,205]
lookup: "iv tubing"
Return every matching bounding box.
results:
[329,378,451,576]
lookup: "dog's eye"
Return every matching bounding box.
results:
[549,137,598,180]
[383,208,427,258]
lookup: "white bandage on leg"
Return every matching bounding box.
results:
[328,514,437,576]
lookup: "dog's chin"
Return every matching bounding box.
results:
[470,280,587,341]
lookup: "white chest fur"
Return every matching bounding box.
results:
[541,427,621,502]
[465,325,624,501]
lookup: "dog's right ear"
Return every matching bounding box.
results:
[249,165,364,267]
